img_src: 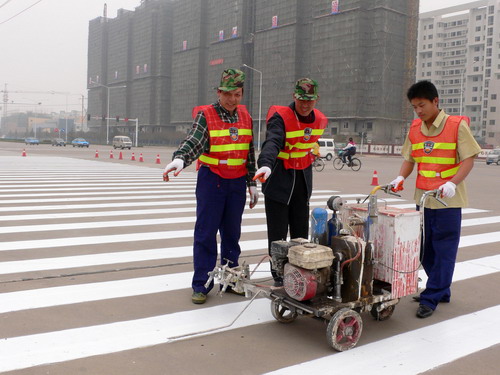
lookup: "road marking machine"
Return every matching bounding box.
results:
[203,186,446,351]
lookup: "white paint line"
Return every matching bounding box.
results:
[0,181,194,189]
[0,189,197,199]
[0,224,268,251]
[0,193,200,204]
[0,262,272,313]
[1,253,498,314]
[389,203,489,214]
[0,298,274,373]
[0,239,269,275]
[0,186,196,195]
[264,305,500,375]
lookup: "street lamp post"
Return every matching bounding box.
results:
[242,64,262,151]
[90,81,126,144]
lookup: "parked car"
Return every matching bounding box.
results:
[71,138,90,148]
[51,138,66,147]
[486,149,500,165]
[25,137,39,145]
[112,135,133,149]
[317,138,336,160]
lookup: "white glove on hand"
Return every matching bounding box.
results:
[253,166,271,182]
[248,186,258,209]
[389,175,405,192]
[390,176,405,187]
[163,158,184,181]
[438,181,456,198]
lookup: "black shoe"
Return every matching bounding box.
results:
[416,304,434,319]
[412,296,450,303]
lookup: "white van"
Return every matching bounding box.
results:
[317,138,336,160]
[113,136,133,150]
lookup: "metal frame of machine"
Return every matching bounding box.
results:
[206,187,444,351]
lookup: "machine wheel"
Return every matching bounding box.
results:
[333,157,344,170]
[313,158,325,172]
[271,300,298,324]
[370,303,395,321]
[349,158,362,171]
[326,308,363,351]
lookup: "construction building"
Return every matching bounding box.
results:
[87,0,418,145]
[418,0,500,146]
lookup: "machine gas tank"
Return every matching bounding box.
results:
[287,243,334,270]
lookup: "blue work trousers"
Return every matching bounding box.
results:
[420,207,462,310]
[192,167,246,294]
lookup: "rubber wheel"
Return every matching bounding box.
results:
[349,158,362,171]
[325,153,332,161]
[333,157,344,170]
[370,303,395,321]
[326,308,363,351]
[271,300,298,324]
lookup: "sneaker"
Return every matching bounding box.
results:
[416,304,434,318]
[191,292,207,304]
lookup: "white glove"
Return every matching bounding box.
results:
[438,181,456,198]
[253,166,271,182]
[163,158,184,181]
[389,175,405,192]
[390,175,405,187]
[248,186,259,209]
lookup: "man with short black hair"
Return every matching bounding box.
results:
[390,80,481,318]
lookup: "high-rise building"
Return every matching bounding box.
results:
[87,0,418,145]
[418,0,500,146]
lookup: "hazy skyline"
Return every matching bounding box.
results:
[0,0,478,114]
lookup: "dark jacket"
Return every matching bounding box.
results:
[257,102,314,205]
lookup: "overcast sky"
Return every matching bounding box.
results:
[0,0,477,114]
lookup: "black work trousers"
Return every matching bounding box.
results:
[264,172,309,281]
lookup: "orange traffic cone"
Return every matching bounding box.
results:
[110,150,114,159]
[22,149,27,157]
[155,154,161,164]
[119,151,123,160]
[371,170,379,186]
[131,152,136,161]
[95,150,99,158]
[139,153,144,162]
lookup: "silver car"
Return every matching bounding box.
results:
[486,149,500,165]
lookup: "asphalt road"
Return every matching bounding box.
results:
[0,142,499,375]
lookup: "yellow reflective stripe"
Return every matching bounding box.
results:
[285,141,315,150]
[199,154,219,165]
[285,129,325,138]
[312,129,324,136]
[286,130,304,138]
[199,154,246,166]
[412,142,457,150]
[210,143,250,152]
[209,129,252,137]
[278,151,290,159]
[419,165,460,178]
[413,156,456,164]
[227,159,246,166]
[441,165,460,178]
[279,151,308,159]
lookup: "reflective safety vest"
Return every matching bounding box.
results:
[409,115,470,190]
[267,105,327,170]
[194,104,253,179]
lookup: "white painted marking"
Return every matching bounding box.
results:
[0,224,268,251]
[1,254,498,314]
[264,306,500,375]
[0,239,268,275]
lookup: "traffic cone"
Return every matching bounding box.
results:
[155,154,161,164]
[95,150,99,158]
[22,149,27,157]
[139,153,144,162]
[131,153,136,161]
[371,170,379,186]
[119,151,123,160]
[110,150,114,159]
